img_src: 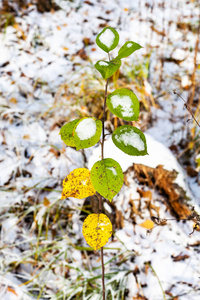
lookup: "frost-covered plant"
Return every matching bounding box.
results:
[59,27,147,299]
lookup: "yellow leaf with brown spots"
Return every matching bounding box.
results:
[61,168,96,199]
[82,213,112,251]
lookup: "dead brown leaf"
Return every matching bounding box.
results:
[171,253,190,262]
[133,164,192,219]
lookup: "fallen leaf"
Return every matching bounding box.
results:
[9,97,17,104]
[171,253,190,262]
[43,197,50,207]
[139,219,154,230]
[7,287,18,296]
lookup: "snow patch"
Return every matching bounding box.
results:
[99,28,115,48]
[75,118,96,140]
[99,61,109,66]
[107,166,117,175]
[110,95,133,117]
[115,131,144,151]
[126,42,133,48]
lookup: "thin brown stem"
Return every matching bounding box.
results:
[99,77,109,300]
[101,78,109,160]
[99,52,111,299]
[101,247,105,300]
[173,90,200,128]
[188,1,200,106]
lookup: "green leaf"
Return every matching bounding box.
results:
[90,158,124,201]
[59,119,80,147]
[96,27,119,53]
[116,41,142,59]
[73,117,102,150]
[107,88,139,121]
[112,125,148,156]
[94,59,121,79]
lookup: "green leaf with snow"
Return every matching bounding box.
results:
[73,117,102,150]
[107,88,139,121]
[112,125,148,156]
[95,59,121,79]
[96,27,119,53]
[116,41,142,59]
[59,119,80,147]
[90,158,124,201]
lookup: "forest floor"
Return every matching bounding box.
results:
[0,0,200,299]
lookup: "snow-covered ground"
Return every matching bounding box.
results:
[0,0,200,299]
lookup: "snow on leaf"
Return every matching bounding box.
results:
[82,213,112,251]
[96,27,119,53]
[73,117,102,150]
[94,59,121,79]
[112,125,148,156]
[75,118,96,140]
[116,41,142,59]
[107,88,139,121]
[90,158,124,201]
[61,168,96,199]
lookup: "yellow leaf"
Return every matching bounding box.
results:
[61,168,96,199]
[63,47,69,51]
[139,219,154,230]
[9,97,17,104]
[43,197,50,207]
[82,213,112,251]
[23,134,30,139]
[57,26,61,30]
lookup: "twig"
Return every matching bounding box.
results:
[173,90,200,128]
[99,52,110,299]
[101,78,109,160]
[188,2,200,106]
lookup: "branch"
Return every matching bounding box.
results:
[173,90,200,128]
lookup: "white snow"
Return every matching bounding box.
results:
[107,166,117,175]
[103,202,112,213]
[99,61,109,66]
[126,42,133,48]
[110,95,134,117]
[115,131,145,151]
[99,28,115,48]
[75,118,96,140]
[0,0,200,299]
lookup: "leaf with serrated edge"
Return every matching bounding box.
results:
[73,117,102,150]
[82,213,112,251]
[94,59,121,79]
[107,88,139,121]
[90,158,124,201]
[116,41,142,59]
[60,119,80,147]
[112,125,148,156]
[61,168,96,199]
[96,27,119,53]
